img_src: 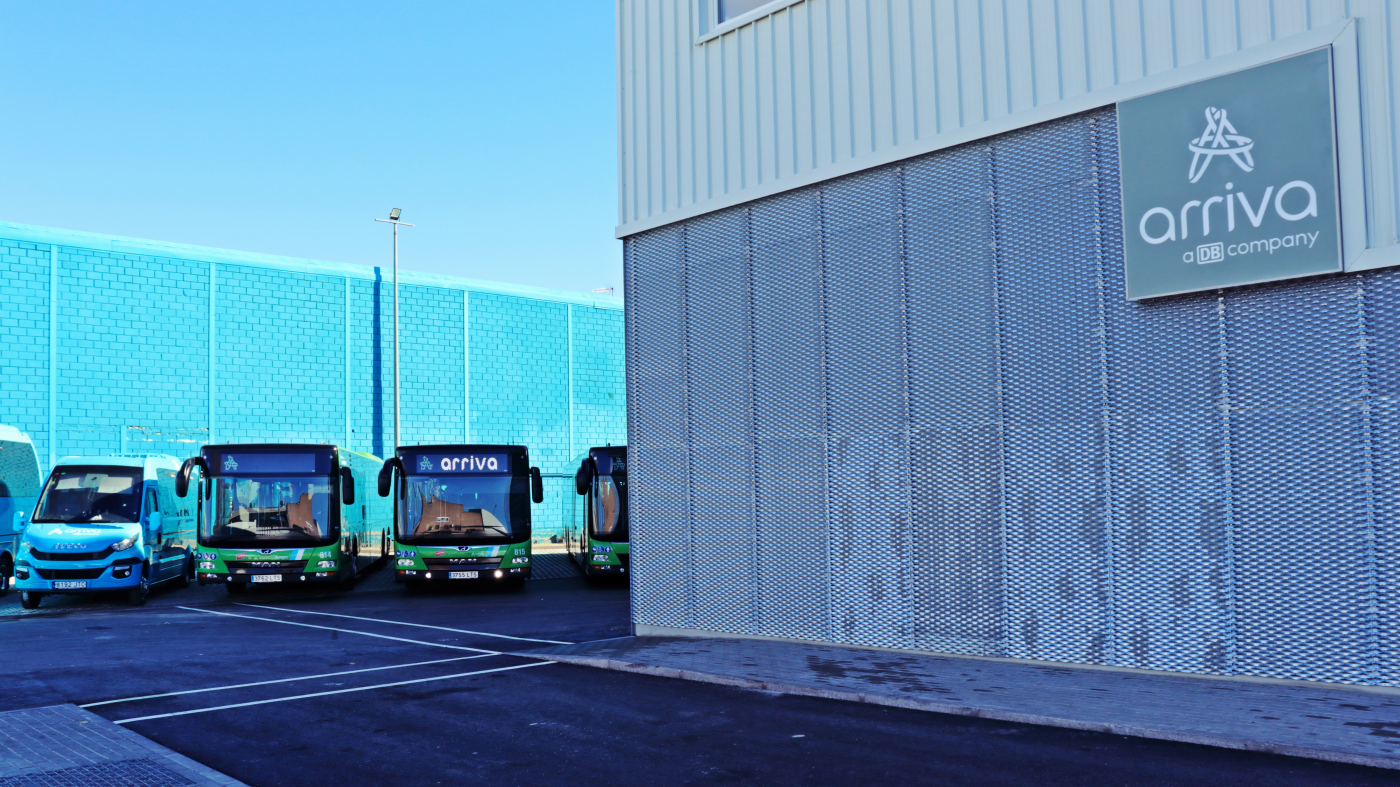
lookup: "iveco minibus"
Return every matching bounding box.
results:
[567,445,629,577]
[178,444,389,594]
[16,455,194,608]
[0,426,43,596]
[378,445,543,587]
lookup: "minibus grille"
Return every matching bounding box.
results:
[224,560,309,575]
[28,546,114,561]
[32,567,106,580]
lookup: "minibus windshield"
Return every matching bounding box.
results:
[401,475,516,542]
[204,476,335,544]
[33,467,144,524]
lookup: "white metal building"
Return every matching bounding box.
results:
[618,2,1400,687]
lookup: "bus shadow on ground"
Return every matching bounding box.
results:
[0,554,600,617]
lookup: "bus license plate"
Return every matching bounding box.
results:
[252,575,283,583]
[449,571,478,579]
[53,581,87,590]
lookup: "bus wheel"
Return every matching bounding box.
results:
[20,590,41,609]
[226,582,247,595]
[128,573,150,606]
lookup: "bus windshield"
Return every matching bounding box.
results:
[593,471,628,540]
[34,467,144,524]
[401,475,517,542]
[204,476,335,544]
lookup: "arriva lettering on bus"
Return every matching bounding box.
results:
[441,456,499,472]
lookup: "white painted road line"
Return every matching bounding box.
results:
[176,606,501,654]
[81,655,495,708]
[234,603,575,645]
[113,662,553,724]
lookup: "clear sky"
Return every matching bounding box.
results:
[0,1,620,295]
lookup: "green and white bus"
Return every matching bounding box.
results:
[378,445,543,587]
[177,444,390,594]
[567,445,629,577]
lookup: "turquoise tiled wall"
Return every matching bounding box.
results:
[0,224,626,545]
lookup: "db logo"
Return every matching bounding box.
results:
[1196,243,1225,264]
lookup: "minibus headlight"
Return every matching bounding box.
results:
[110,537,137,552]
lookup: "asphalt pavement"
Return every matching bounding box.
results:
[2,565,1395,787]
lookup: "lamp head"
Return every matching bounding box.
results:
[389,208,402,221]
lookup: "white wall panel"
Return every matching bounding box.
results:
[617,0,1400,255]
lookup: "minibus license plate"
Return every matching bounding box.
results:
[252,575,282,583]
[53,581,87,590]
[449,571,478,579]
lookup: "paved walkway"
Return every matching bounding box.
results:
[518,635,1400,771]
[0,704,245,786]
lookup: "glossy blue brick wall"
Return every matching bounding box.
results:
[0,224,626,546]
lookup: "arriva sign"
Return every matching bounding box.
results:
[1119,48,1341,300]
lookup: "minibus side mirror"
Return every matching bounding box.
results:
[176,457,208,498]
[574,459,594,496]
[530,467,544,504]
[378,458,402,498]
[340,467,356,506]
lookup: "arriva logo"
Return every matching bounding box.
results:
[1188,107,1254,182]
[223,456,239,472]
[1138,105,1318,251]
[419,456,433,472]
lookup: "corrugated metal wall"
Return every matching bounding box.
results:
[617,0,1399,248]
[624,106,1400,686]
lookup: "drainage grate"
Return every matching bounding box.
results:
[0,760,193,787]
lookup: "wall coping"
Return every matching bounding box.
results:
[0,221,623,311]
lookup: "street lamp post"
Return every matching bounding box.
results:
[375,209,414,451]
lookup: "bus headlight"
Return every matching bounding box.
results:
[110,537,137,552]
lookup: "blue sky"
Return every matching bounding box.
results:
[0,2,620,295]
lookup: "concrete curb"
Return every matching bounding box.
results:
[517,652,1400,771]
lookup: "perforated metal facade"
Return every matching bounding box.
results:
[624,106,1400,686]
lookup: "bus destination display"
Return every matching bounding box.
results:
[412,453,511,475]
[213,451,328,474]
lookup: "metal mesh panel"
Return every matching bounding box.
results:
[624,106,1400,687]
[750,190,830,640]
[683,208,757,634]
[1228,275,1370,683]
[1370,270,1400,687]
[904,144,1004,655]
[821,169,911,648]
[624,226,693,628]
[997,115,1111,664]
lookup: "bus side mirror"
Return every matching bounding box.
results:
[530,467,544,504]
[574,459,594,496]
[378,458,402,498]
[176,457,207,498]
[340,467,356,506]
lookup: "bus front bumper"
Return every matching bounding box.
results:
[198,571,340,587]
[14,559,144,594]
[397,566,530,582]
